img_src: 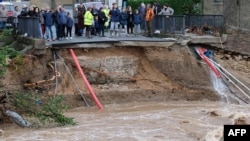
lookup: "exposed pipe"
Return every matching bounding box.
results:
[55,52,89,107]
[69,49,103,110]
[208,58,250,93]
[196,48,221,78]
[210,60,250,102]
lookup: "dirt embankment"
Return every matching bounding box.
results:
[1,42,223,108]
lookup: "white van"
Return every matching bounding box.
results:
[0,2,14,16]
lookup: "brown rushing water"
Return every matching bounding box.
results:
[2,101,250,141]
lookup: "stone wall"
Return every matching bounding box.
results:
[74,55,139,84]
[203,0,250,30]
[202,0,223,15]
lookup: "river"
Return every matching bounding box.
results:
[2,101,250,141]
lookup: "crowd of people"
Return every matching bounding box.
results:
[0,2,174,41]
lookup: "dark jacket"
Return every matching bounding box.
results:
[20,7,29,16]
[138,7,146,20]
[43,11,54,26]
[94,18,99,28]
[119,12,128,25]
[133,13,141,25]
[77,12,84,28]
[127,11,133,24]
[57,10,67,24]
[91,8,99,16]
[98,11,107,24]
[110,8,120,22]
[67,16,74,27]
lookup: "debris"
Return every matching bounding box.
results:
[5,110,31,127]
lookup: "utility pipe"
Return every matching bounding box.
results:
[56,52,89,107]
[196,48,221,78]
[209,58,250,93]
[211,60,250,101]
[69,49,103,110]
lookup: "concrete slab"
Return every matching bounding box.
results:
[49,35,176,48]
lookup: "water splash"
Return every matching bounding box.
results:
[210,70,229,103]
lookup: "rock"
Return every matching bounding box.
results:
[180,40,190,46]
[234,55,242,61]
[224,54,231,59]
[0,129,4,136]
[5,110,31,127]
[242,55,248,59]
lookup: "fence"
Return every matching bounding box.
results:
[153,15,185,34]
[185,14,224,32]
[18,16,40,38]
[1,14,224,38]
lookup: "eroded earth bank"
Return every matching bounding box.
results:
[1,38,250,141]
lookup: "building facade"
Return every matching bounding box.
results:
[203,0,250,30]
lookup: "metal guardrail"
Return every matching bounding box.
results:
[0,14,224,38]
[153,15,185,34]
[18,16,40,38]
[185,14,224,32]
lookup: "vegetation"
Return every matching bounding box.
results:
[127,0,202,15]
[0,29,13,40]
[0,29,76,127]
[12,92,76,126]
[0,46,18,76]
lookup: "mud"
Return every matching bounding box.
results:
[1,37,250,141]
[2,101,250,141]
[2,44,221,108]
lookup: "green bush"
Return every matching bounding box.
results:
[12,92,76,126]
[127,0,202,15]
[0,46,18,76]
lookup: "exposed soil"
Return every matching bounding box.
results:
[1,43,221,109]
[1,39,250,112]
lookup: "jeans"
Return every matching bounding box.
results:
[134,24,141,35]
[0,21,6,29]
[45,25,54,40]
[110,22,119,31]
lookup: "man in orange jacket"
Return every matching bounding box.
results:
[145,4,154,37]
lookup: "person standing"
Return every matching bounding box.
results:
[0,5,8,29]
[66,12,73,39]
[20,4,29,16]
[145,4,154,38]
[13,6,21,28]
[94,16,100,36]
[158,4,174,15]
[98,7,107,37]
[33,7,44,38]
[74,8,79,36]
[127,6,134,35]
[43,7,55,41]
[109,3,120,37]
[133,9,141,36]
[119,7,128,36]
[138,3,146,32]
[103,5,110,30]
[153,1,161,15]
[77,10,85,36]
[57,6,67,40]
[84,7,94,38]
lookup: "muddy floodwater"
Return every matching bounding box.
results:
[1,101,250,141]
